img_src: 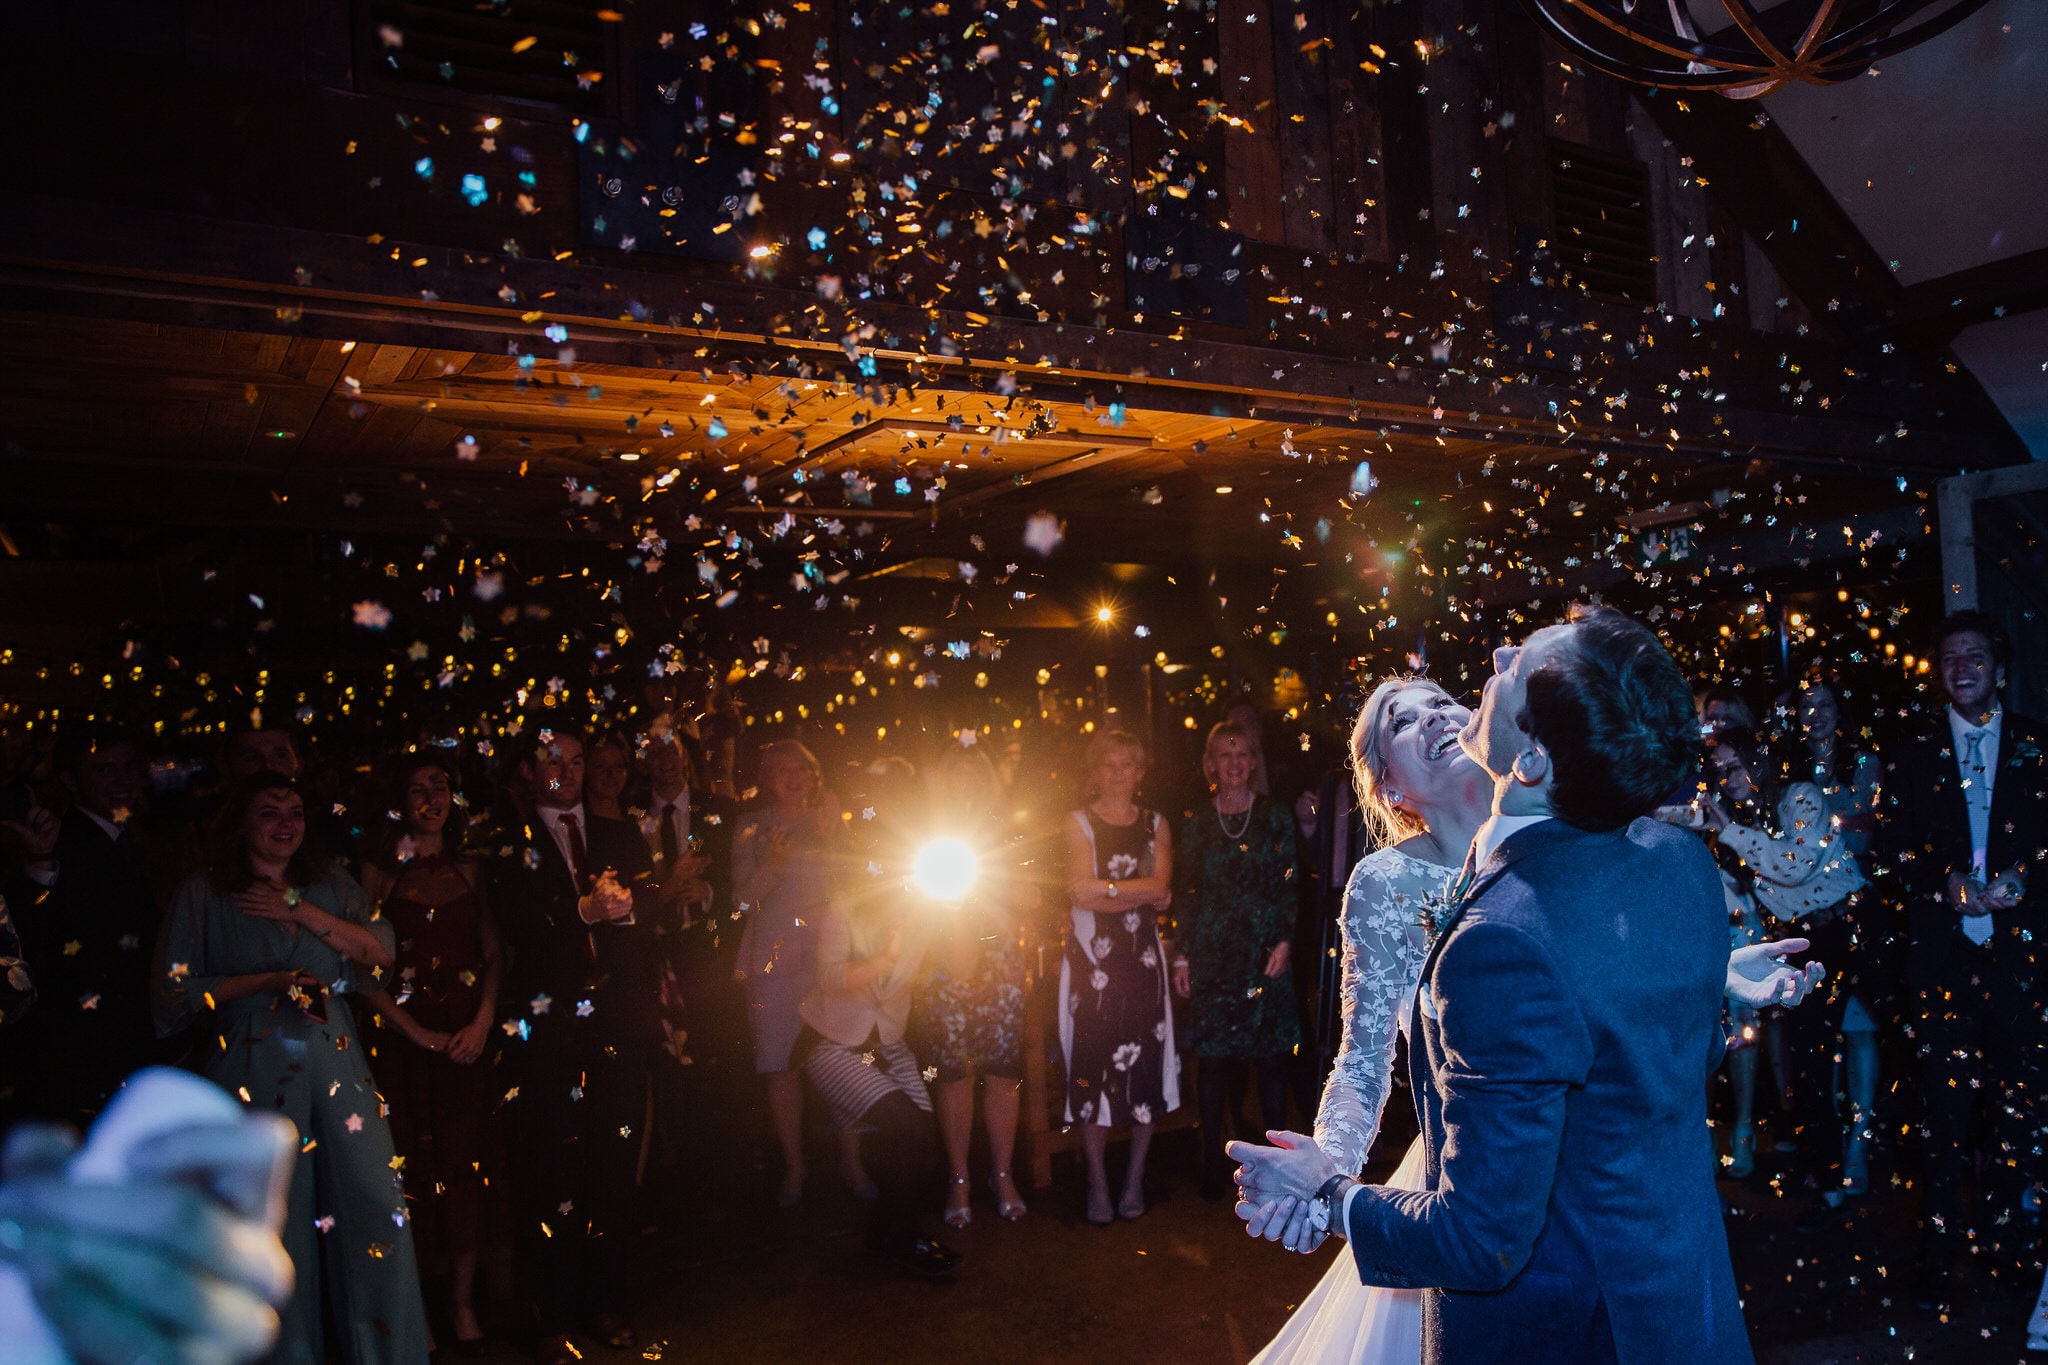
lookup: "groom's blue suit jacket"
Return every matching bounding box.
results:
[1344,817,1752,1365]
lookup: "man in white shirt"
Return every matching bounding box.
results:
[1877,611,2048,1305]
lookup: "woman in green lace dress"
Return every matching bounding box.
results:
[1172,721,1301,1200]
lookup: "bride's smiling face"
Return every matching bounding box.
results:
[1380,683,1480,808]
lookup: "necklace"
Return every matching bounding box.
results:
[1216,798,1254,842]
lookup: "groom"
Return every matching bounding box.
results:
[1232,606,1752,1364]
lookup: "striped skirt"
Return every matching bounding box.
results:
[799,1034,933,1130]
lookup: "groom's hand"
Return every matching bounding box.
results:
[1228,1131,1338,1250]
[1725,939,1825,1009]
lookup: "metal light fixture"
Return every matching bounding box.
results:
[1518,0,1992,99]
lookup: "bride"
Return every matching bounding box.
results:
[1251,674,1823,1364]
[1250,674,1484,1365]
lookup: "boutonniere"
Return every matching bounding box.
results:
[1416,882,1461,948]
[2011,739,2043,766]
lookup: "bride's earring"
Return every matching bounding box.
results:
[1382,788,1405,809]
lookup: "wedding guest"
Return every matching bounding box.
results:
[1788,673,1882,858]
[1173,722,1301,1202]
[634,713,740,1213]
[698,675,744,801]
[155,773,428,1365]
[1059,730,1178,1224]
[220,725,357,873]
[794,864,959,1276]
[582,730,637,824]
[1222,699,1273,797]
[1701,730,1870,1220]
[1875,611,2048,1305]
[1698,685,1759,739]
[640,715,733,1034]
[1671,735,1774,1179]
[7,728,161,1127]
[915,749,1030,1228]
[489,731,663,1362]
[733,741,834,1206]
[358,754,503,1357]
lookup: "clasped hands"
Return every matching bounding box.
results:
[1227,1130,1341,1257]
[578,868,636,925]
[1949,869,2025,917]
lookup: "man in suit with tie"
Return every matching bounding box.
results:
[490,729,663,1364]
[1875,611,2048,1305]
[6,727,163,1128]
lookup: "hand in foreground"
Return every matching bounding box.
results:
[1725,939,1824,1009]
[1263,942,1291,979]
[1228,1130,1337,1253]
[0,1115,296,1365]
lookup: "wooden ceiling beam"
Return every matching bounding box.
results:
[0,193,2014,473]
[1892,246,2048,343]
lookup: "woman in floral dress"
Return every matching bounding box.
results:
[1172,722,1302,1200]
[1059,730,1178,1224]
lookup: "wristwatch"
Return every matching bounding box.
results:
[1307,1173,1358,1234]
[1105,880,1119,900]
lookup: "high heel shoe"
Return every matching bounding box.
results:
[943,1174,973,1230]
[1726,1119,1755,1179]
[988,1170,1027,1221]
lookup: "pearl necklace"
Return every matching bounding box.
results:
[1216,798,1254,842]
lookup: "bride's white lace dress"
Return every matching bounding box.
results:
[1250,845,1453,1365]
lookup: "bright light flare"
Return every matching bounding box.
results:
[1095,605,1114,623]
[912,838,979,903]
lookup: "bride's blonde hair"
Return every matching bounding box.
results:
[1349,675,1437,849]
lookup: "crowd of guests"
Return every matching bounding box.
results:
[1678,611,2048,1316]
[0,605,2043,1361]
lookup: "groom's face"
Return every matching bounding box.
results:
[1462,623,1572,780]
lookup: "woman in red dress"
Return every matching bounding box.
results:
[360,754,504,1356]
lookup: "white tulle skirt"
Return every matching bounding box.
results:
[1248,1137,1426,1365]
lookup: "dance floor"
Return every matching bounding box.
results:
[437,1124,2036,1364]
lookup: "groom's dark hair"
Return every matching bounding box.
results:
[1524,605,1695,832]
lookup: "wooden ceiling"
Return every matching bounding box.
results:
[0,311,1515,564]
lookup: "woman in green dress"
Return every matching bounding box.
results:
[1171,721,1302,1201]
[156,773,429,1365]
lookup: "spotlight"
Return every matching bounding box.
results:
[911,837,979,903]
[1095,605,1114,623]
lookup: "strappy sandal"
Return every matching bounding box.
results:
[988,1169,1027,1221]
[943,1173,973,1229]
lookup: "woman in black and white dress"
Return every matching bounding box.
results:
[1059,730,1179,1225]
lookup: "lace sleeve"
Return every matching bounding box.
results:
[1313,854,1434,1177]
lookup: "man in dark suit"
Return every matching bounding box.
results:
[490,729,665,1365]
[5,728,162,1128]
[1873,610,2048,1304]
[1234,607,1753,1364]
